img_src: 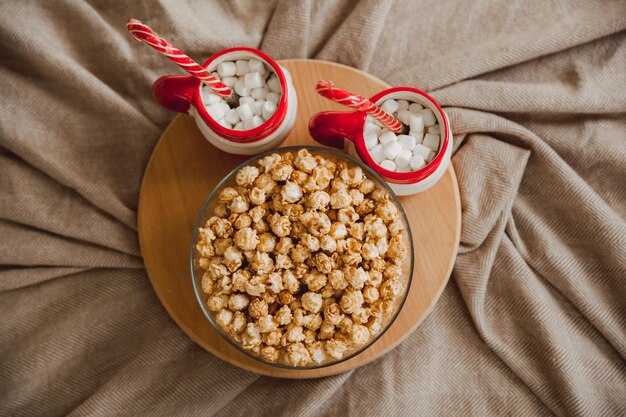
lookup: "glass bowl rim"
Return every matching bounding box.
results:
[190,145,414,370]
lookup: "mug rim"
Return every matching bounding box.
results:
[193,47,289,143]
[354,87,450,184]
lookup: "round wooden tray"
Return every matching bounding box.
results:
[138,59,461,378]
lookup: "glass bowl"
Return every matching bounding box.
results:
[190,146,414,369]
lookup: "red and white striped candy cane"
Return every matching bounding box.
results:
[127,18,231,98]
[315,80,402,132]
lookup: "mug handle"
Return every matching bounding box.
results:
[308,110,366,150]
[152,75,200,113]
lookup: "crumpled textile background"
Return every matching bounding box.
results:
[1,1,625,416]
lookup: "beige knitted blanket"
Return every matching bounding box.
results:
[1,1,625,416]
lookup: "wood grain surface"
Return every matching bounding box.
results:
[137,59,461,378]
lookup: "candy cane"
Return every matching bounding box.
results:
[127,18,231,98]
[315,81,402,132]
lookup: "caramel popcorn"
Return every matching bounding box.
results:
[303,271,327,292]
[282,270,300,294]
[234,213,252,229]
[195,150,408,366]
[348,324,370,346]
[255,173,277,194]
[230,311,247,334]
[214,204,229,218]
[301,291,323,313]
[260,346,280,362]
[380,279,403,299]
[257,315,278,333]
[207,294,228,312]
[324,338,348,360]
[201,272,214,294]
[228,293,250,311]
[236,165,260,186]
[230,196,249,214]
[313,252,333,274]
[257,233,277,253]
[330,189,352,209]
[219,187,239,203]
[340,288,364,314]
[248,298,269,319]
[264,330,282,346]
[320,235,337,252]
[329,223,348,240]
[211,218,233,238]
[274,305,293,326]
[286,342,311,366]
[272,163,293,181]
[215,309,233,327]
[362,285,380,304]
[294,149,317,173]
[347,266,368,290]
[270,215,291,237]
[328,269,348,291]
[318,321,335,339]
[245,275,266,297]
[281,181,303,203]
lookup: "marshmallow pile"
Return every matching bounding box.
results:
[201,58,282,130]
[364,99,441,172]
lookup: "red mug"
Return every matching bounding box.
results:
[309,87,452,195]
[153,47,297,155]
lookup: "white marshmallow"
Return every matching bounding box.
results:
[217,102,230,114]
[225,108,240,125]
[202,90,222,105]
[380,159,396,171]
[244,115,264,129]
[409,130,424,143]
[380,99,398,115]
[222,76,237,87]
[248,59,266,74]
[364,122,382,136]
[234,80,250,97]
[364,132,378,149]
[397,100,409,111]
[414,144,435,162]
[419,108,437,126]
[217,61,236,77]
[428,125,441,134]
[251,87,268,100]
[262,100,277,120]
[236,103,254,121]
[395,149,413,167]
[218,119,232,129]
[410,154,426,170]
[234,122,244,130]
[252,100,265,117]
[379,130,396,145]
[423,133,440,152]
[244,72,264,89]
[206,102,225,121]
[396,165,412,172]
[239,96,255,106]
[397,134,417,150]
[369,144,386,163]
[396,110,412,125]
[266,92,280,104]
[267,75,281,93]
[383,140,401,159]
[408,102,423,113]
[408,114,424,132]
[235,60,250,76]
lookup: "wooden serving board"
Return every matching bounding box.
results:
[138,59,461,378]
